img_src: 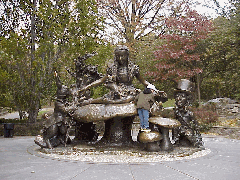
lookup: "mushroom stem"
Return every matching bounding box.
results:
[145,141,161,152]
[159,126,173,152]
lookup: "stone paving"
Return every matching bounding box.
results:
[0,135,240,180]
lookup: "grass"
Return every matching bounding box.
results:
[37,108,54,119]
[162,99,175,107]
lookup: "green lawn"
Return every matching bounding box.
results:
[162,99,175,107]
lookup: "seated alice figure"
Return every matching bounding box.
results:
[135,84,158,132]
[79,45,150,105]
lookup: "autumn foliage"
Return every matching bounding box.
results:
[149,8,213,81]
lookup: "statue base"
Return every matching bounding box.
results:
[34,143,209,163]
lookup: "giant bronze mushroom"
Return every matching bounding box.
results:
[149,117,181,151]
[138,131,163,151]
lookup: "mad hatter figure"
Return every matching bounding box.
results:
[172,79,204,148]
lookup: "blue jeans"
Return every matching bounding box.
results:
[138,108,149,129]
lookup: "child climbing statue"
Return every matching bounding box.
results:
[135,84,158,132]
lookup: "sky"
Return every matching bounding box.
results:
[192,0,231,18]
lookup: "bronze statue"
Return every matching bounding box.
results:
[172,79,204,148]
[35,53,102,148]
[34,114,71,149]
[79,45,150,105]
[76,45,154,145]
[66,52,102,101]
[34,72,71,148]
[67,53,101,142]
[35,46,185,152]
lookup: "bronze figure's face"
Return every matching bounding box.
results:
[115,46,129,66]
[175,92,187,107]
[115,51,128,65]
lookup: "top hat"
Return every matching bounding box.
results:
[115,45,129,52]
[174,79,194,94]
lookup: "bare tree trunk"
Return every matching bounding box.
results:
[28,0,38,123]
[197,74,201,107]
[28,108,39,123]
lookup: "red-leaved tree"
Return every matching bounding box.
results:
[148,7,213,104]
[151,8,213,80]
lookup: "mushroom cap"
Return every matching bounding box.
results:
[73,103,137,122]
[138,131,162,143]
[149,116,181,128]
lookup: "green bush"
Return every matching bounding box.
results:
[14,123,43,136]
[0,120,43,136]
[0,118,28,124]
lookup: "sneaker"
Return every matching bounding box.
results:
[141,128,151,132]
